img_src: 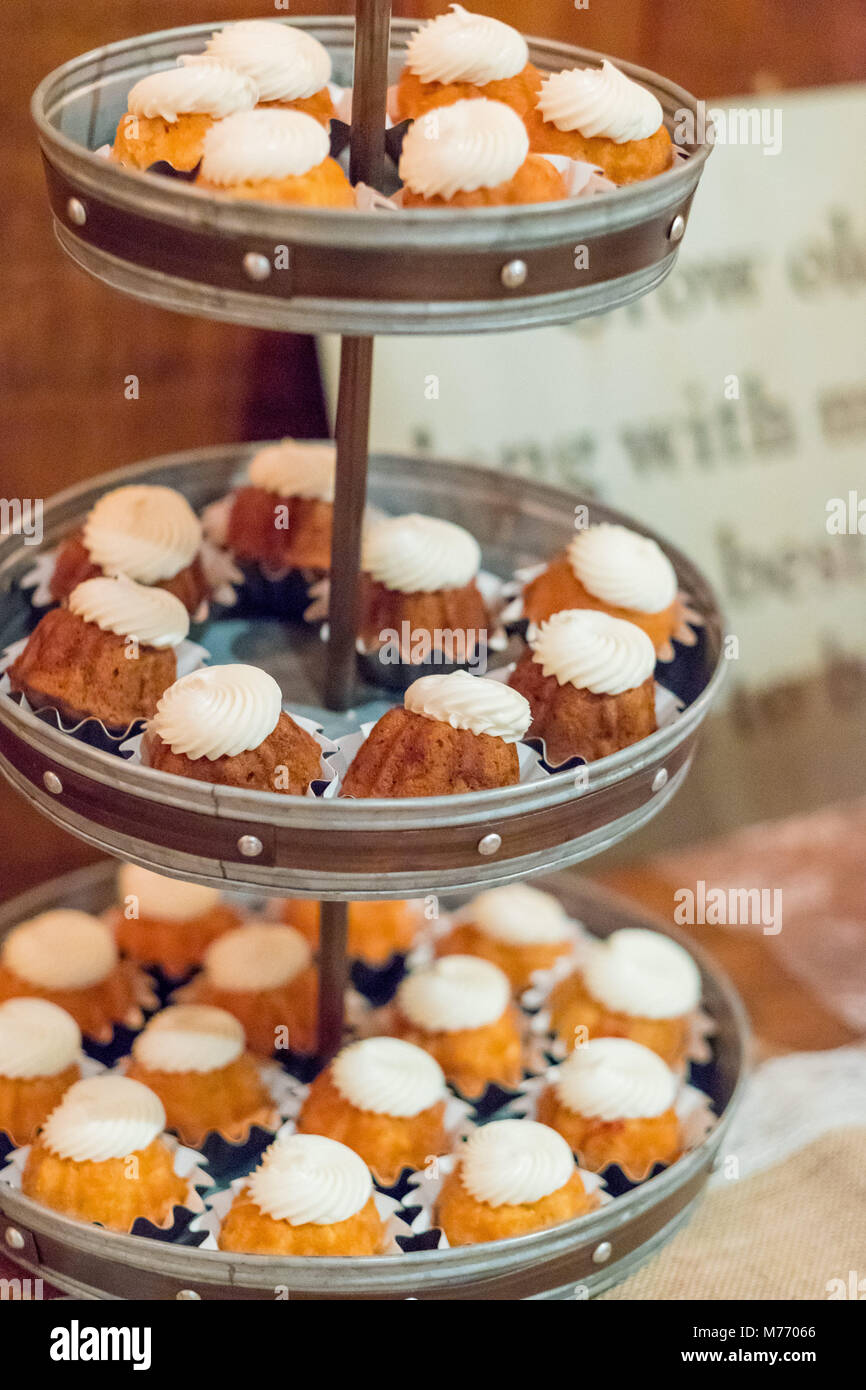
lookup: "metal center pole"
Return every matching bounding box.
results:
[317,900,350,1062]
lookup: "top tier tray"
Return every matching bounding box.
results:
[32,18,711,336]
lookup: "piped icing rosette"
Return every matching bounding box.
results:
[568,524,677,616]
[530,609,656,695]
[126,60,258,122]
[0,999,81,1079]
[537,61,663,143]
[148,664,283,760]
[458,884,576,946]
[203,923,312,993]
[82,485,203,586]
[247,439,336,501]
[404,671,530,742]
[399,98,530,199]
[3,910,118,991]
[553,1037,677,1120]
[117,863,222,925]
[39,1075,166,1162]
[405,5,528,85]
[332,1037,447,1117]
[584,929,701,1020]
[68,575,190,650]
[397,955,511,1033]
[200,107,331,185]
[362,513,481,593]
[247,1132,373,1224]
[132,1005,245,1075]
[459,1118,574,1206]
[200,20,332,102]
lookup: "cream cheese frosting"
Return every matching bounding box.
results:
[68,575,190,650]
[404,671,531,743]
[40,1075,167,1163]
[3,910,118,990]
[553,1037,678,1120]
[148,664,283,761]
[567,523,678,614]
[201,20,332,101]
[397,955,510,1033]
[82,485,202,586]
[127,60,258,122]
[200,108,330,185]
[332,1037,447,1117]
[530,608,656,695]
[362,513,481,593]
[247,439,336,501]
[117,863,223,924]
[248,1132,372,1225]
[0,999,81,1080]
[405,5,528,85]
[132,1005,245,1075]
[459,1119,575,1206]
[398,97,529,199]
[203,923,312,992]
[583,928,702,1020]
[537,61,663,143]
[460,883,576,946]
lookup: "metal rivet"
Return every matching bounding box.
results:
[66,197,86,226]
[668,214,685,242]
[592,1240,612,1265]
[477,832,501,857]
[242,252,272,281]
[500,258,528,290]
[652,768,668,792]
[4,1227,25,1251]
[238,835,264,858]
[176,1289,201,1301]
[42,771,63,796]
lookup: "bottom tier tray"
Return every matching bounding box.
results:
[0,863,747,1300]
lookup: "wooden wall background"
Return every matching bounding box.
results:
[2,2,865,897]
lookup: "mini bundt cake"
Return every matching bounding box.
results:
[394,6,542,122]
[225,440,335,573]
[339,672,530,798]
[436,883,579,990]
[110,863,241,977]
[201,20,335,126]
[197,109,354,207]
[508,609,658,764]
[280,899,420,966]
[0,999,82,1146]
[112,60,257,171]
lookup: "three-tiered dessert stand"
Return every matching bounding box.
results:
[0,5,746,1298]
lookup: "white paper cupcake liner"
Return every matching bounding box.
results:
[18,545,238,623]
[190,1173,408,1254]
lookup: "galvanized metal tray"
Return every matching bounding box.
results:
[0,446,726,898]
[0,863,748,1300]
[31,18,711,336]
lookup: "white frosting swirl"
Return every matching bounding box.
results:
[247,439,336,501]
[248,1132,372,1225]
[554,1037,678,1120]
[459,1119,575,1206]
[149,665,283,761]
[537,61,664,143]
[460,883,575,946]
[530,609,656,695]
[398,98,529,199]
[204,923,312,992]
[83,485,202,585]
[404,671,530,743]
[567,523,678,614]
[397,955,510,1033]
[3,911,118,990]
[117,863,222,924]
[362,513,481,592]
[133,1005,245,1075]
[68,575,189,649]
[200,108,330,185]
[584,929,702,1020]
[201,20,332,101]
[127,60,258,122]
[40,1075,166,1163]
[405,5,528,84]
[332,1037,446,1117]
[0,999,81,1080]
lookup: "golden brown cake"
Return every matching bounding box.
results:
[549,929,702,1070]
[402,154,566,208]
[224,440,336,572]
[201,20,335,126]
[217,1133,387,1255]
[434,1120,597,1245]
[435,884,578,991]
[280,899,419,966]
[0,999,82,1146]
[297,1038,450,1184]
[50,530,210,614]
[197,109,354,206]
[21,1076,187,1232]
[110,864,240,977]
[112,61,257,171]
[394,7,541,122]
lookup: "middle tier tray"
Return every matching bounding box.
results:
[0,445,726,897]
